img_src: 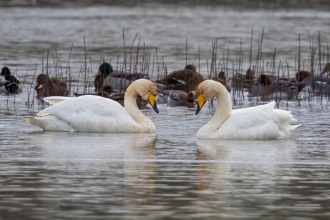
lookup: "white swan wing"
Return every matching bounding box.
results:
[217,101,301,139]
[43,96,73,105]
[32,95,141,132]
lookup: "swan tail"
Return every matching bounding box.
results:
[26,115,74,132]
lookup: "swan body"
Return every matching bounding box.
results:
[195,80,302,140]
[26,79,159,133]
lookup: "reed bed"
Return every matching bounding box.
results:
[1,30,330,117]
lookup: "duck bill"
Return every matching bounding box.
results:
[195,94,205,115]
[148,94,159,113]
[94,70,102,77]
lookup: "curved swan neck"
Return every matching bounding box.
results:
[209,82,232,128]
[124,84,154,130]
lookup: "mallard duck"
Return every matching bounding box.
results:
[94,62,147,92]
[249,73,298,100]
[296,70,330,95]
[74,85,115,98]
[26,79,159,132]
[194,80,302,139]
[34,73,68,99]
[227,67,256,88]
[0,75,6,92]
[158,90,195,107]
[155,64,205,93]
[1,67,22,93]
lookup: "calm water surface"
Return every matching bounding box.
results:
[1,2,330,220]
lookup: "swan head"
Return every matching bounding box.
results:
[94,62,113,77]
[131,79,159,113]
[195,80,219,115]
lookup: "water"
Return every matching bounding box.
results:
[1,2,330,219]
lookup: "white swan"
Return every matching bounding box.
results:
[26,79,159,133]
[195,80,302,139]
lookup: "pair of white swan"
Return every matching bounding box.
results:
[26,79,302,139]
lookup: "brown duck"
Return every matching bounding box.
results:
[34,74,68,99]
[155,64,204,93]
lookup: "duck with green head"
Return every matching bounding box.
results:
[94,62,148,92]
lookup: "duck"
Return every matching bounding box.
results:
[94,62,148,92]
[109,93,148,109]
[159,90,195,107]
[154,64,205,93]
[296,70,330,95]
[212,71,231,92]
[74,85,115,98]
[34,73,68,99]
[249,73,298,100]
[1,67,22,93]
[194,80,302,139]
[26,79,159,133]
[227,67,256,88]
[0,75,6,92]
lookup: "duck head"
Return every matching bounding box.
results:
[245,67,255,80]
[321,63,330,75]
[218,71,226,81]
[102,85,115,94]
[195,80,216,115]
[1,67,11,76]
[186,91,196,103]
[184,64,197,72]
[256,73,272,86]
[133,79,159,113]
[94,62,113,77]
[295,71,311,82]
[35,74,51,90]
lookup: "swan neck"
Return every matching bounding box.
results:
[211,84,232,127]
[124,85,154,130]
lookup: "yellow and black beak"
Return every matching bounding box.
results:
[195,94,206,115]
[148,94,159,113]
[94,70,102,77]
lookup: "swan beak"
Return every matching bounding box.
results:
[149,94,159,113]
[94,70,102,77]
[195,94,205,115]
